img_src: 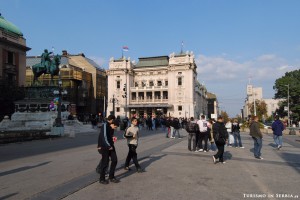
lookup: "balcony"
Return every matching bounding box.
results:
[130,86,168,91]
[130,98,168,104]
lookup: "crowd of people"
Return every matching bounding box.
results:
[96,113,286,184]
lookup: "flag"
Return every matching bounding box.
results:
[122,46,129,51]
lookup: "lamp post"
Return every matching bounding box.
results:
[253,92,257,116]
[53,72,68,127]
[109,94,118,116]
[285,84,290,127]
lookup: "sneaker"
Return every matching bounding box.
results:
[178,137,183,139]
[99,179,109,184]
[109,177,120,183]
[277,145,282,150]
[221,161,226,164]
[203,150,207,152]
[198,149,203,152]
[240,146,245,149]
[212,156,216,164]
[255,156,264,160]
[124,167,131,171]
[170,137,175,139]
[137,168,145,173]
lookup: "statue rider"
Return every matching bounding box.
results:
[41,49,52,73]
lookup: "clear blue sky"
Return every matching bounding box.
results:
[1,0,299,117]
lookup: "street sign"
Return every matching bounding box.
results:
[284,106,288,111]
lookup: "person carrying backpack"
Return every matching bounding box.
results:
[197,115,209,152]
[186,117,199,152]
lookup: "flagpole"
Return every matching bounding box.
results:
[122,48,123,58]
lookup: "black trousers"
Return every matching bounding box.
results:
[198,132,209,151]
[125,144,141,169]
[214,143,225,162]
[99,148,118,180]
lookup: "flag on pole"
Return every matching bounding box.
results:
[122,46,129,51]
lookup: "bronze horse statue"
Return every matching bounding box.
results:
[32,55,61,85]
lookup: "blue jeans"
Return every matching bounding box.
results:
[172,129,181,138]
[273,135,282,147]
[252,137,262,158]
[233,131,243,147]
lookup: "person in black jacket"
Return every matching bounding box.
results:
[212,116,228,164]
[97,117,119,184]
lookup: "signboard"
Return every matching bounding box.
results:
[211,114,217,119]
[284,106,288,111]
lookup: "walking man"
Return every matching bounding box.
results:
[124,117,144,173]
[97,118,120,184]
[197,115,209,152]
[249,116,264,160]
[232,119,244,148]
[272,115,284,150]
[212,116,228,164]
[186,117,199,152]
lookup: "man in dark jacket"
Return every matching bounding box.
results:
[186,117,199,151]
[272,116,284,150]
[171,118,182,139]
[249,116,263,159]
[97,117,119,184]
[212,116,228,164]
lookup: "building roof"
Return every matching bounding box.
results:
[206,92,217,99]
[136,56,169,68]
[26,56,69,67]
[0,14,23,36]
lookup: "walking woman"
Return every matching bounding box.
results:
[212,116,228,164]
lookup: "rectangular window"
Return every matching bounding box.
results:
[165,81,168,86]
[135,82,138,87]
[117,81,120,89]
[178,106,182,111]
[157,81,162,86]
[116,107,120,112]
[149,81,154,86]
[178,77,182,86]
[7,51,15,65]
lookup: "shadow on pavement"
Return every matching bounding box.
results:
[0,192,19,200]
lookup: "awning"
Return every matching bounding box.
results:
[127,104,173,108]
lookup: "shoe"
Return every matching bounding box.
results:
[109,177,120,183]
[212,156,216,164]
[170,137,175,139]
[99,179,109,184]
[277,145,282,150]
[137,168,144,173]
[255,156,264,160]
[203,150,207,152]
[221,161,226,164]
[198,149,203,152]
[178,137,183,139]
[240,146,245,149]
[124,167,131,171]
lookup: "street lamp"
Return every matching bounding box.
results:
[109,94,118,116]
[285,84,290,127]
[253,92,257,116]
[53,76,67,127]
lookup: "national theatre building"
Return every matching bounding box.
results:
[107,51,208,119]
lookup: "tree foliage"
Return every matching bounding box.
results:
[273,69,300,122]
[248,100,268,120]
[220,110,229,123]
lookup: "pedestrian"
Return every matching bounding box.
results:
[212,116,228,164]
[249,116,264,160]
[232,119,244,148]
[225,119,233,147]
[171,118,182,139]
[197,115,209,152]
[124,117,144,173]
[147,117,153,130]
[186,117,199,152]
[208,119,217,152]
[97,117,120,184]
[272,115,284,150]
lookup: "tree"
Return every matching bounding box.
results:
[273,69,300,123]
[248,100,268,121]
[220,110,229,123]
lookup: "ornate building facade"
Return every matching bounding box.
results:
[107,51,208,119]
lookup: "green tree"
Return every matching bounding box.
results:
[273,69,300,122]
[248,100,268,120]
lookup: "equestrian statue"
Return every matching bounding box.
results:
[32,49,61,85]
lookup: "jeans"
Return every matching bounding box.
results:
[214,143,225,162]
[172,129,181,138]
[252,137,262,158]
[273,135,282,147]
[125,144,141,169]
[233,131,243,147]
[188,132,196,151]
[99,148,118,180]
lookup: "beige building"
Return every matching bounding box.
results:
[106,51,208,119]
[0,14,30,118]
[243,84,282,119]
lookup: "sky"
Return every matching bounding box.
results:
[1,0,299,117]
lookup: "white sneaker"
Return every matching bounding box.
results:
[212,156,216,164]
[221,161,226,164]
[203,150,207,152]
[277,145,282,150]
[240,146,245,149]
[198,149,203,152]
[170,137,175,139]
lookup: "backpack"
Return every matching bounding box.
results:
[198,120,208,132]
[123,127,133,139]
[186,122,195,133]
